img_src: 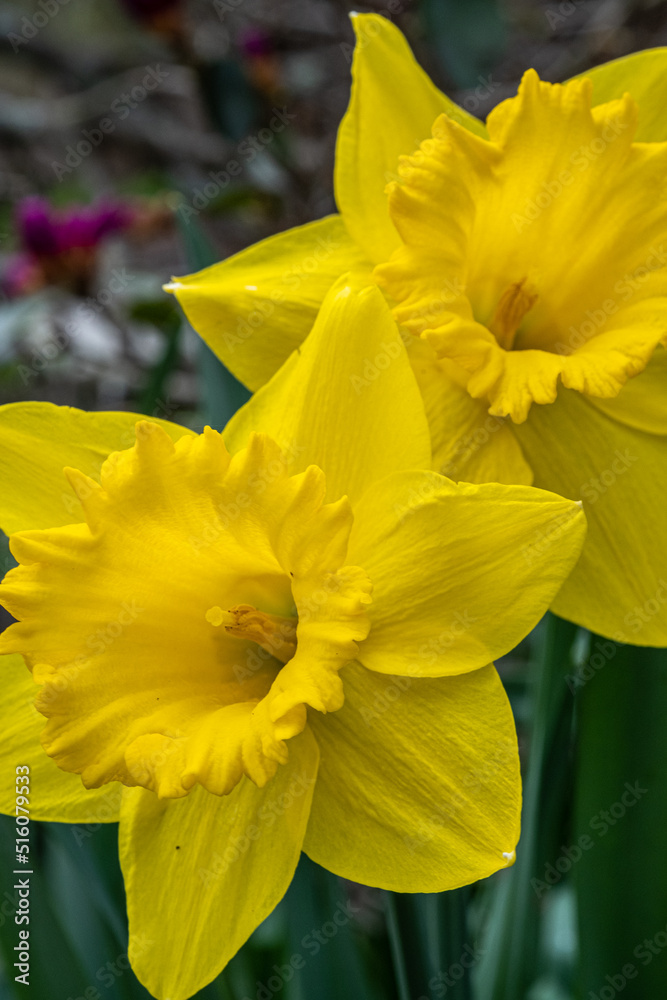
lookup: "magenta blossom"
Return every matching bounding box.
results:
[240,27,276,59]
[2,197,135,298]
[17,198,134,257]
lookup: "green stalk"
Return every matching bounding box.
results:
[384,893,412,1000]
[138,307,181,419]
[283,856,380,1000]
[385,889,474,1000]
[174,206,250,429]
[476,614,579,998]
[574,640,667,999]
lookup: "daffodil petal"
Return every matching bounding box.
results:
[335,13,485,265]
[409,338,533,484]
[0,402,193,535]
[587,345,667,435]
[168,216,369,391]
[348,471,586,676]
[304,662,519,891]
[514,386,667,645]
[224,280,431,505]
[576,47,667,141]
[120,726,318,1000]
[0,653,121,823]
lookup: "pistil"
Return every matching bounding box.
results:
[489,278,538,351]
[206,604,298,664]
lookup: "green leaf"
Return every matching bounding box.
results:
[476,615,579,999]
[574,641,667,998]
[196,61,260,141]
[174,207,251,429]
[386,888,475,1000]
[420,0,506,90]
[137,304,182,421]
[281,855,382,1000]
[0,816,100,999]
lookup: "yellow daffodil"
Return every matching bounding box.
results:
[0,283,586,999]
[168,14,667,646]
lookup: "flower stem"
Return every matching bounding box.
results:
[476,613,579,999]
[573,639,667,997]
[384,893,412,1000]
[385,889,473,1000]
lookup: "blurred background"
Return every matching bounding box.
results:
[3,0,667,425]
[1,1,667,998]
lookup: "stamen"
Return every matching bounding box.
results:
[206,604,298,665]
[489,278,538,351]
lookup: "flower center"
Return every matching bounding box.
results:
[488,278,538,352]
[375,70,667,422]
[0,424,372,799]
[206,604,298,664]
